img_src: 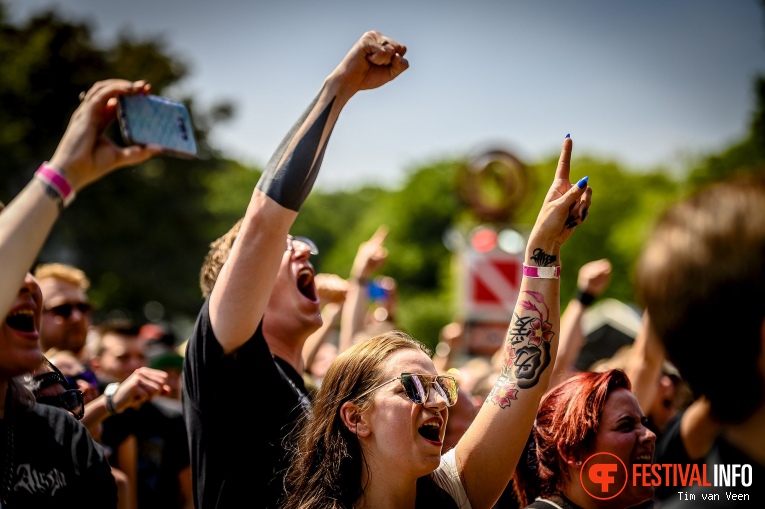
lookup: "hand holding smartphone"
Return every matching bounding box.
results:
[117,94,198,159]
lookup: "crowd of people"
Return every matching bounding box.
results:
[0,28,762,509]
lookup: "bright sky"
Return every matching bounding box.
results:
[8,0,765,190]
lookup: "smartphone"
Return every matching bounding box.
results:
[117,94,198,158]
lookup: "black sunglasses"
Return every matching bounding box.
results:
[36,390,85,421]
[34,369,69,391]
[357,373,459,407]
[33,358,86,420]
[44,302,93,319]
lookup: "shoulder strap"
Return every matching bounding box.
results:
[534,497,566,509]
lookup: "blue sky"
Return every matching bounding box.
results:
[8,0,765,190]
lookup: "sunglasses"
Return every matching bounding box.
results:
[286,234,319,256]
[33,358,86,420]
[357,373,458,407]
[44,302,93,319]
[34,369,69,391]
[36,390,85,421]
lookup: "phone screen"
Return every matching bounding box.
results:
[118,94,198,158]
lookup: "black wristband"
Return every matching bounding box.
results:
[576,289,596,306]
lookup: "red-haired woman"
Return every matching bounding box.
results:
[514,369,656,509]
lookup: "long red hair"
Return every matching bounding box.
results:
[513,369,631,506]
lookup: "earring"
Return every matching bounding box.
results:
[576,461,582,466]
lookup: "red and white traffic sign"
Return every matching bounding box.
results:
[460,249,523,322]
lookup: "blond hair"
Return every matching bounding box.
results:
[33,263,90,290]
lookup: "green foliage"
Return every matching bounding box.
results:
[0,6,233,327]
[3,0,764,348]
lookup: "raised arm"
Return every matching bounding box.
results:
[455,136,592,509]
[0,79,160,319]
[208,32,408,354]
[549,258,612,387]
[339,225,389,352]
[622,310,664,413]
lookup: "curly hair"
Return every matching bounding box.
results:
[199,217,244,298]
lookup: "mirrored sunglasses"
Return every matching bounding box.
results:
[36,389,85,420]
[358,373,458,407]
[286,234,319,256]
[44,302,93,318]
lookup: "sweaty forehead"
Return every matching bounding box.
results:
[102,333,144,355]
[38,278,87,307]
[601,388,643,423]
[382,348,435,377]
[49,355,84,375]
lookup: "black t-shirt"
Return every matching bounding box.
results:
[101,397,190,509]
[0,403,116,507]
[183,298,311,509]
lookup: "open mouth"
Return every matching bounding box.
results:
[633,453,653,464]
[6,309,36,333]
[297,268,317,301]
[418,421,442,442]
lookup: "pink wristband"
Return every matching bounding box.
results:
[522,264,560,279]
[35,163,76,208]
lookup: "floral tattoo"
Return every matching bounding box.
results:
[488,289,554,408]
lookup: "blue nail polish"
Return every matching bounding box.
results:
[582,208,588,220]
[565,133,570,139]
[577,176,589,189]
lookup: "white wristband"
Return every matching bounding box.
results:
[522,264,560,279]
[104,382,121,416]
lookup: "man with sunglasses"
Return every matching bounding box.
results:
[34,262,93,358]
[30,357,86,421]
[18,356,117,506]
[184,31,409,509]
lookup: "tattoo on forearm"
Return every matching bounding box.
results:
[256,91,336,211]
[530,248,557,267]
[488,290,554,408]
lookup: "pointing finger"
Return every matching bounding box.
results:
[555,135,573,181]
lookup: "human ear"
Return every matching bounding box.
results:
[559,445,582,468]
[340,401,370,437]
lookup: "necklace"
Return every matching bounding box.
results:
[273,358,312,417]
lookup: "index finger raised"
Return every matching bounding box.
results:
[554,136,573,181]
[370,224,389,244]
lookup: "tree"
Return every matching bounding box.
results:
[0,5,235,331]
